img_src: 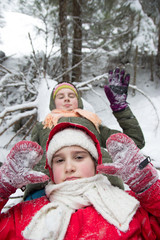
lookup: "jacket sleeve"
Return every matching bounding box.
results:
[31,122,41,143]
[136,180,160,237]
[31,121,51,150]
[100,107,145,149]
[126,181,160,239]
[136,180,160,217]
[0,206,15,239]
[0,201,28,239]
[113,107,145,149]
[0,197,49,239]
[0,199,9,213]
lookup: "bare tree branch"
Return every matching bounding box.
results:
[0,64,13,74]
[0,101,38,119]
[4,116,36,148]
[76,73,108,88]
[0,109,37,136]
[22,118,37,140]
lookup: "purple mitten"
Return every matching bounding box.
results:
[104,68,130,112]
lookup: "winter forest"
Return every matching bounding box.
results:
[0,0,160,209]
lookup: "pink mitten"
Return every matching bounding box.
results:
[0,141,49,199]
[97,133,158,193]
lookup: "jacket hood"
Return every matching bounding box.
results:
[45,122,102,182]
[49,82,84,110]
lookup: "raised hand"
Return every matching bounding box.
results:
[0,141,49,199]
[97,133,158,193]
[104,68,130,112]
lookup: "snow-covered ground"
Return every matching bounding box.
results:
[0,9,160,211]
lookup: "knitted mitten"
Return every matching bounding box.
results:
[104,68,130,112]
[97,133,158,193]
[0,141,49,199]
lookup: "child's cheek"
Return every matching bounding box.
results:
[80,164,95,178]
[53,167,63,184]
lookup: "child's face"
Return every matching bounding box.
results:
[54,88,78,111]
[52,146,96,184]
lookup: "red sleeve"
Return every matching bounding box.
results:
[0,196,49,239]
[127,181,160,239]
[0,201,34,239]
[136,180,160,217]
[0,202,18,239]
[0,199,9,213]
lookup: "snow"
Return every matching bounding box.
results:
[126,0,157,54]
[129,0,142,12]
[0,6,160,211]
[0,12,42,57]
[0,11,59,58]
[132,15,157,54]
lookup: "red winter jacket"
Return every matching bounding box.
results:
[0,180,160,240]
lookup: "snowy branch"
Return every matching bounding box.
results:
[4,116,36,148]
[76,73,108,89]
[0,64,13,74]
[0,109,37,136]
[0,101,38,119]
[0,64,41,147]
[0,83,25,91]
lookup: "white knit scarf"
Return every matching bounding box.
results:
[23,174,139,240]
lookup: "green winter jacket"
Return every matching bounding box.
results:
[24,88,145,199]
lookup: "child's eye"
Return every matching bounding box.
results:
[56,94,64,99]
[53,158,64,164]
[58,96,64,99]
[57,159,64,163]
[75,155,84,160]
[69,93,76,98]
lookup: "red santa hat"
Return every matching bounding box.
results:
[45,122,102,181]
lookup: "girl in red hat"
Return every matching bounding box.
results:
[0,122,159,239]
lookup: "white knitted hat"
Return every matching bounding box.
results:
[47,128,98,167]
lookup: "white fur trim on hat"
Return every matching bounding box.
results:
[47,128,98,166]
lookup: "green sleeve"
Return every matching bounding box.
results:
[31,122,41,143]
[30,121,50,174]
[113,107,145,149]
[99,125,120,148]
[99,107,145,149]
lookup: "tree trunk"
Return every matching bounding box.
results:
[150,52,154,82]
[133,45,138,96]
[156,21,160,67]
[59,0,70,82]
[72,0,82,82]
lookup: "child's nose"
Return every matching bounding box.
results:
[64,95,70,101]
[65,160,76,173]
